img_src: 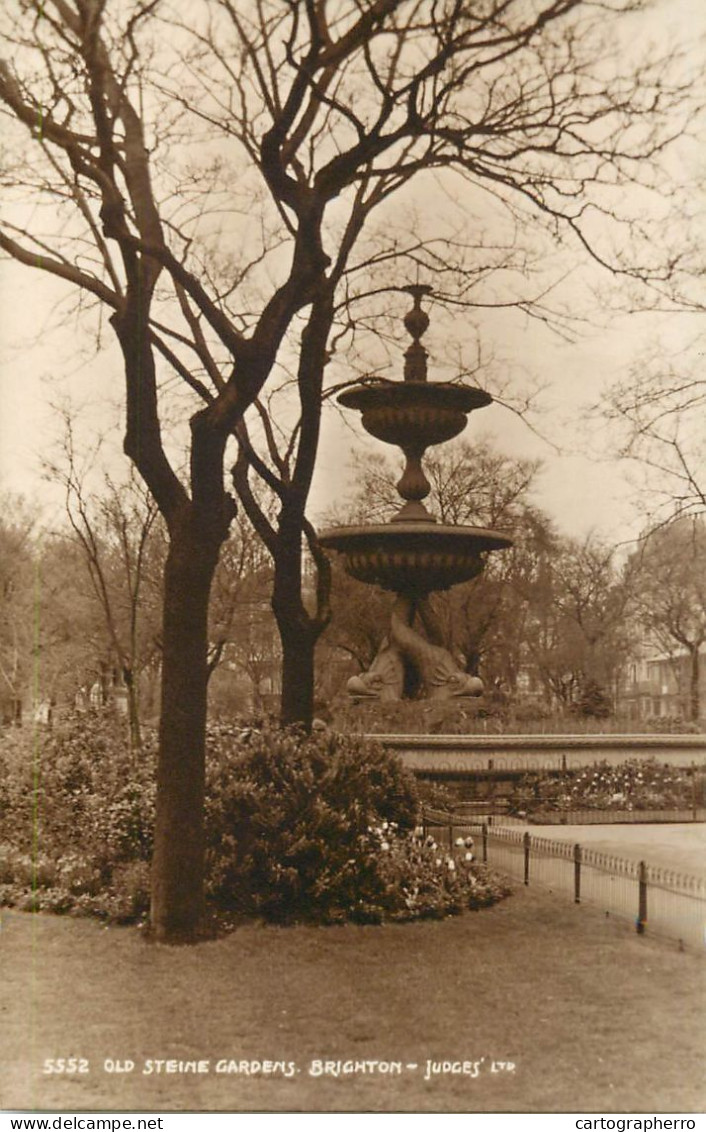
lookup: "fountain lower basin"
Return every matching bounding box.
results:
[319,521,512,593]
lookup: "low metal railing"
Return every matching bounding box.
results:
[421,808,706,950]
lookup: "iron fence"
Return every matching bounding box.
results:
[421,808,706,951]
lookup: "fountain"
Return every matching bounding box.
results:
[320,286,513,703]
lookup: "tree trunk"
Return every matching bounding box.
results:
[279,620,316,729]
[150,519,221,943]
[689,645,700,722]
[123,667,142,753]
[272,519,319,731]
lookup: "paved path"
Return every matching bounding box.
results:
[505,821,706,877]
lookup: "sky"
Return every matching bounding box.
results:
[1,0,705,548]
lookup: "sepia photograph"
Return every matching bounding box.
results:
[0,0,705,1120]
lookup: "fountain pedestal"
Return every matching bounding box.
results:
[320,286,512,702]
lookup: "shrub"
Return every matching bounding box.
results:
[0,710,157,922]
[508,696,554,724]
[571,680,613,719]
[0,709,156,874]
[202,723,419,920]
[643,716,702,734]
[0,713,510,925]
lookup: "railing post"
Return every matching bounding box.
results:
[422,809,428,839]
[448,815,454,850]
[574,843,581,904]
[637,860,647,934]
[482,822,488,864]
[523,831,531,886]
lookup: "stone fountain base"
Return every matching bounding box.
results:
[374,731,706,777]
[346,593,483,702]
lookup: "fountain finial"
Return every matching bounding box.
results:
[403,284,432,382]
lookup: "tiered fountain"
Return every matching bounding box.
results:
[320,285,513,703]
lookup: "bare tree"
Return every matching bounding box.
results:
[0,0,697,940]
[602,336,706,524]
[529,534,633,711]
[342,442,540,526]
[205,502,274,681]
[44,421,162,750]
[0,494,38,723]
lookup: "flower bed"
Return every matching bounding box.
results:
[511,758,704,819]
[360,823,511,921]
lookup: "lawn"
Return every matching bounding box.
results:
[2,885,704,1115]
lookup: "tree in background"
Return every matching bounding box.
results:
[343,442,539,527]
[0,0,697,939]
[0,495,112,720]
[0,495,39,723]
[46,433,274,729]
[206,501,278,715]
[45,425,163,750]
[528,535,633,714]
[451,507,559,696]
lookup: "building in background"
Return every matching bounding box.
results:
[619,647,706,724]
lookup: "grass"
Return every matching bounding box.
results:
[2,885,704,1115]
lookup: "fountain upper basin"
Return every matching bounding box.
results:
[338,381,491,448]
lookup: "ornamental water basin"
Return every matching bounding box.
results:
[318,520,512,594]
[338,380,491,449]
